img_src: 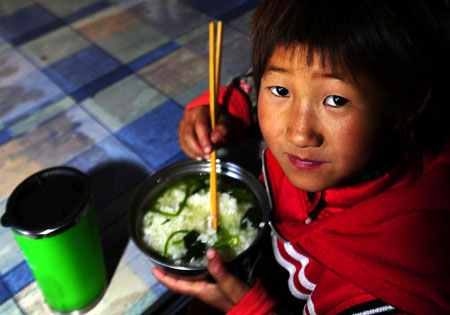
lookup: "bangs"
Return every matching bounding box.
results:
[252,0,360,73]
[251,0,449,154]
[250,0,437,98]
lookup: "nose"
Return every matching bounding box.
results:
[286,103,323,148]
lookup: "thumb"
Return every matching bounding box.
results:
[210,124,228,144]
[210,110,231,144]
[206,248,250,304]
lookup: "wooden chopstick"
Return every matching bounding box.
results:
[209,21,223,230]
[215,21,223,97]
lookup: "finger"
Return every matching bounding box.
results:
[210,124,228,144]
[152,268,210,295]
[211,111,230,143]
[178,120,205,159]
[194,120,213,156]
[206,249,251,304]
[152,268,234,312]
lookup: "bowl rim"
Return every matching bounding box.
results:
[127,159,270,273]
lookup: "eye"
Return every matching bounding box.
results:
[324,95,348,107]
[269,86,290,97]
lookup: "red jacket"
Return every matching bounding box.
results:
[186,85,450,314]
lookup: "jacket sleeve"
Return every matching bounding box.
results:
[227,279,277,315]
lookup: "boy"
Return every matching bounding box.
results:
[154,0,450,313]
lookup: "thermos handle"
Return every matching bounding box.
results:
[1,212,11,227]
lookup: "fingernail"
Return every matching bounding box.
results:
[207,248,216,260]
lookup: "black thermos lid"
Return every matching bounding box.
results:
[1,167,90,238]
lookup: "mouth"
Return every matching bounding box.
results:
[286,153,327,170]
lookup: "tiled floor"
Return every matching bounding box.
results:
[0,0,259,313]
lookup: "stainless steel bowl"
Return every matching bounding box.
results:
[128,159,270,279]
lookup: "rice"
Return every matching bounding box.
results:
[142,178,261,267]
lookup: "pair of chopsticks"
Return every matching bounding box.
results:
[209,21,223,230]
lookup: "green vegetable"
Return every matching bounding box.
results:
[145,174,262,263]
[163,230,190,257]
[212,226,239,249]
[227,187,254,202]
[213,235,239,249]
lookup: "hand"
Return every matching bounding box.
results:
[178,106,231,160]
[152,248,251,313]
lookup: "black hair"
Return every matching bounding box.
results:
[251,0,449,155]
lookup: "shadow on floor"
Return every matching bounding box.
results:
[86,160,149,281]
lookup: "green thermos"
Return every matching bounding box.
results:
[1,167,107,313]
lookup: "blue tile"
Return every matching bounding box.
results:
[158,150,189,169]
[42,45,121,95]
[116,100,185,170]
[127,0,211,39]
[0,130,11,145]
[71,66,131,102]
[184,0,256,20]
[0,278,11,306]
[152,282,169,296]
[127,41,180,72]
[122,241,141,265]
[217,0,260,22]
[0,4,62,45]
[11,20,65,47]
[65,135,151,175]
[65,135,152,208]
[64,1,111,23]
[2,261,34,296]
[0,228,25,276]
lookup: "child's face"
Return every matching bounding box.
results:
[258,46,386,192]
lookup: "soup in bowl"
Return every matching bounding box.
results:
[128,159,270,279]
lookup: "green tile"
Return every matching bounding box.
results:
[172,69,234,107]
[183,25,252,78]
[80,75,167,132]
[0,0,33,17]
[37,0,103,17]
[0,42,12,54]
[9,97,75,136]
[175,24,209,46]
[172,77,208,107]
[97,22,169,63]
[0,299,22,315]
[124,290,159,315]
[14,282,53,314]
[19,26,90,68]
[0,199,5,216]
